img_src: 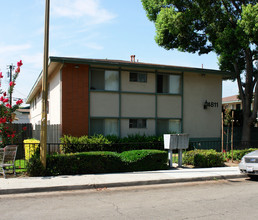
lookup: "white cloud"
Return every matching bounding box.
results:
[22,52,43,69]
[84,42,103,50]
[52,0,116,24]
[0,44,31,54]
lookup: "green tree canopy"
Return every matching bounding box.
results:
[142,0,257,142]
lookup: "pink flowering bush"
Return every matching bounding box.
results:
[0,60,26,146]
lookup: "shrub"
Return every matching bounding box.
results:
[46,151,122,175]
[44,150,168,176]
[60,134,164,153]
[120,150,168,171]
[60,134,112,153]
[183,150,224,168]
[26,148,45,177]
[226,148,258,160]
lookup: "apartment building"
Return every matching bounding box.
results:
[27,56,230,140]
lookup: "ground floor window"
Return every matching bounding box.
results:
[90,118,181,136]
[129,119,147,128]
[157,119,181,135]
[90,119,118,136]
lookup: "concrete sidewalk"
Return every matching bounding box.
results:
[0,167,243,195]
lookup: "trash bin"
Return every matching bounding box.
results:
[24,139,40,161]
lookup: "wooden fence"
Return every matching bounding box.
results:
[12,123,61,143]
[33,124,61,143]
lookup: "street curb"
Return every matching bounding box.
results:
[0,174,244,195]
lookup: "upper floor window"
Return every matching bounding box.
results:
[130,72,147,83]
[157,74,181,94]
[91,69,119,91]
[38,92,41,100]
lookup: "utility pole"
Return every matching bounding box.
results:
[7,64,15,106]
[40,0,50,168]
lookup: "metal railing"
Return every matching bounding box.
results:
[7,140,258,173]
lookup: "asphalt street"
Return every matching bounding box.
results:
[0,178,257,220]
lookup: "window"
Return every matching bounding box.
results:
[129,119,147,129]
[157,119,181,135]
[157,74,181,94]
[91,69,119,91]
[31,100,34,110]
[90,119,118,136]
[130,72,147,83]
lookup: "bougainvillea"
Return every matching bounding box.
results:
[0,60,26,146]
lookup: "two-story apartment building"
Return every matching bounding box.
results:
[27,56,230,140]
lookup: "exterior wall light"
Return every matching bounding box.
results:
[203,100,208,109]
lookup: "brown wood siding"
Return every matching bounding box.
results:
[62,63,89,136]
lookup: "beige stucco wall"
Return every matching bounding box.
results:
[30,70,61,126]
[29,94,42,126]
[30,71,61,125]
[121,71,155,93]
[90,92,119,117]
[157,95,181,118]
[48,70,61,124]
[120,119,155,137]
[121,94,155,117]
[183,72,222,138]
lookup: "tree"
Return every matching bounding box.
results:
[0,60,25,146]
[142,0,257,143]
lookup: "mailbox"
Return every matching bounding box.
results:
[164,134,189,167]
[163,134,189,150]
[164,134,178,150]
[177,134,189,149]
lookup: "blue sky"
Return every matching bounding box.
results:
[0,0,238,105]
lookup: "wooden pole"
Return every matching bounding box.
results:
[40,0,50,168]
[231,111,234,162]
[221,112,224,153]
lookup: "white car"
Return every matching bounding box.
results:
[239,150,258,179]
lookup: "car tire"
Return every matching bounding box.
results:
[248,175,258,180]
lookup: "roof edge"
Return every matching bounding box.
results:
[27,56,234,103]
[49,56,233,77]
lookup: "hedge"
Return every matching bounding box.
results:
[183,149,224,168]
[226,148,258,161]
[46,151,122,175]
[60,134,163,153]
[60,134,112,153]
[26,149,168,176]
[120,150,168,171]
